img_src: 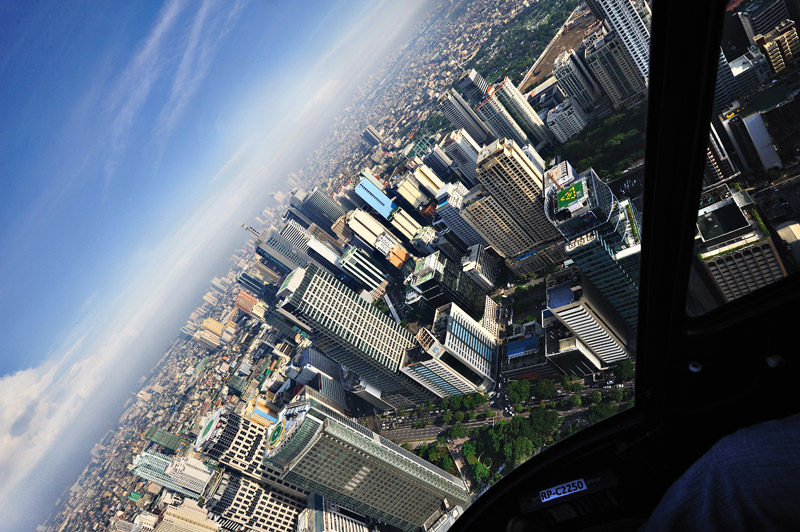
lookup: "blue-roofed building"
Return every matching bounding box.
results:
[355,169,397,220]
[506,336,539,359]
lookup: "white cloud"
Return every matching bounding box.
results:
[0,2,433,526]
[156,0,247,144]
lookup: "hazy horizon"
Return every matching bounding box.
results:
[0,1,433,529]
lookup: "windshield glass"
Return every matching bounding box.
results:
[2,1,647,530]
[686,3,800,316]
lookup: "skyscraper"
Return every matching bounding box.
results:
[457,68,490,106]
[252,230,308,275]
[584,29,647,110]
[362,125,383,146]
[204,471,305,532]
[129,451,212,499]
[553,49,601,114]
[403,302,496,396]
[460,243,499,291]
[585,0,651,79]
[713,49,740,118]
[354,168,397,219]
[296,494,371,532]
[476,139,562,248]
[298,187,347,232]
[543,161,641,330]
[442,129,482,188]
[460,185,540,258]
[695,189,787,303]
[474,90,529,147]
[339,245,389,299]
[263,400,469,532]
[408,251,487,322]
[738,0,790,44]
[546,266,633,369]
[438,89,494,146]
[754,18,800,74]
[277,264,431,407]
[546,98,589,143]
[491,77,554,146]
[152,500,219,532]
[434,182,487,247]
[423,146,454,180]
[194,408,306,499]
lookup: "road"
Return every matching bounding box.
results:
[380,381,635,444]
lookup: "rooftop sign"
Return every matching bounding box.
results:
[556,181,585,211]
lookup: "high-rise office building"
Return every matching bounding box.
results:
[460,244,499,291]
[129,451,212,499]
[390,207,423,241]
[408,251,487,322]
[423,146,454,180]
[718,98,783,175]
[434,182,487,247]
[354,169,396,219]
[584,29,648,110]
[253,261,283,285]
[457,68,490,106]
[460,185,540,258]
[704,123,741,188]
[279,219,313,250]
[546,267,633,369]
[696,190,786,302]
[299,187,347,232]
[237,272,266,298]
[713,49,740,118]
[553,49,601,114]
[438,89,494,146]
[404,302,496,396]
[442,129,482,188]
[296,494,370,532]
[262,400,469,532]
[476,139,562,248]
[474,90,529,147]
[754,18,800,74]
[277,264,431,407]
[339,245,389,299]
[729,48,771,98]
[410,164,447,199]
[491,77,554,146]
[252,231,308,275]
[546,98,589,143]
[194,408,306,498]
[543,161,641,330]
[152,500,219,532]
[395,174,428,209]
[738,0,790,44]
[362,125,383,146]
[345,209,410,269]
[204,471,305,532]
[585,0,651,79]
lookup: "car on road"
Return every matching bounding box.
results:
[615,384,624,388]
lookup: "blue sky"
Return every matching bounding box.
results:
[0,1,430,529]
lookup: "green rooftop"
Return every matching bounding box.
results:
[556,180,585,211]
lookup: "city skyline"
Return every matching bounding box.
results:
[5,0,796,530]
[0,2,430,530]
